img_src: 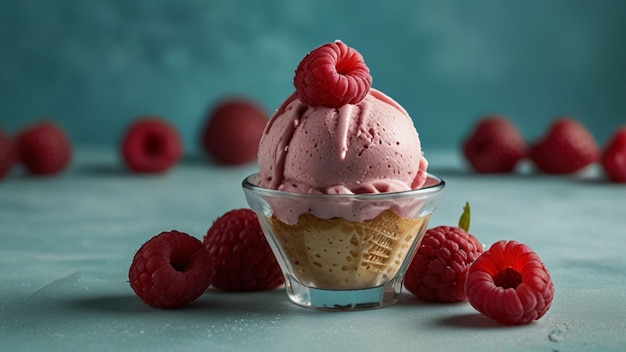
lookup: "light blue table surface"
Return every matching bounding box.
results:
[1,149,625,352]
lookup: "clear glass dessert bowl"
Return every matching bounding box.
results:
[242,173,445,311]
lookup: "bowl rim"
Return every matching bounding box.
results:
[242,173,445,201]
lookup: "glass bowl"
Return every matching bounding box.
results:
[242,173,445,311]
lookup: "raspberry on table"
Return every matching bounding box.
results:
[466,240,554,325]
[462,115,527,173]
[0,128,15,180]
[404,203,483,302]
[121,117,183,173]
[15,121,72,176]
[529,117,599,174]
[293,40,372,108]
[200,98,268,166]
[129,230,215,309]
[601,127,626,183]
[204,208,283,292]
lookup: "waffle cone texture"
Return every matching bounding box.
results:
[263,210,430,289]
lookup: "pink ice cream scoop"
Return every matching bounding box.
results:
[258,88,427,195]
[254,41,429,224]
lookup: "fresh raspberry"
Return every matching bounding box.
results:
[466,240,554,325]
[293,40,372,108]
[121,117,183,173]
[404,203,483,302]
[529,117,599,174]
[15,121,72,176]
[463,115,527,173]
[0,128,15,180]
[129,230,215,309]
[203,208,283,292]
[601,127,626,183]
[200,98,268,165]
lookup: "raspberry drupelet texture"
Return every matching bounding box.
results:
[204,209,283,292]
[466,240,554,325]
[129,230,215,309]
[404,225,483,303]
[405,203,482,302]
[15,121,72,176]
[293,40,372,108]
[121,117,183,173]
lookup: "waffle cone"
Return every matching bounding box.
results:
[266,210,430,289]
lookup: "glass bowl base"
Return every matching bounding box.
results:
[283,274,404,311]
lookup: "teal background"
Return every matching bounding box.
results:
[1,0,624,153]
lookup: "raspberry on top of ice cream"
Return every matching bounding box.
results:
[294,40,372,108]
[258,40,428,201]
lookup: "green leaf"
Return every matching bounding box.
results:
[458,202,471,232]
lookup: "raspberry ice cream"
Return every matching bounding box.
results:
[258,89,428,194]
[257,42,428,225]
[243,41,444,308]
